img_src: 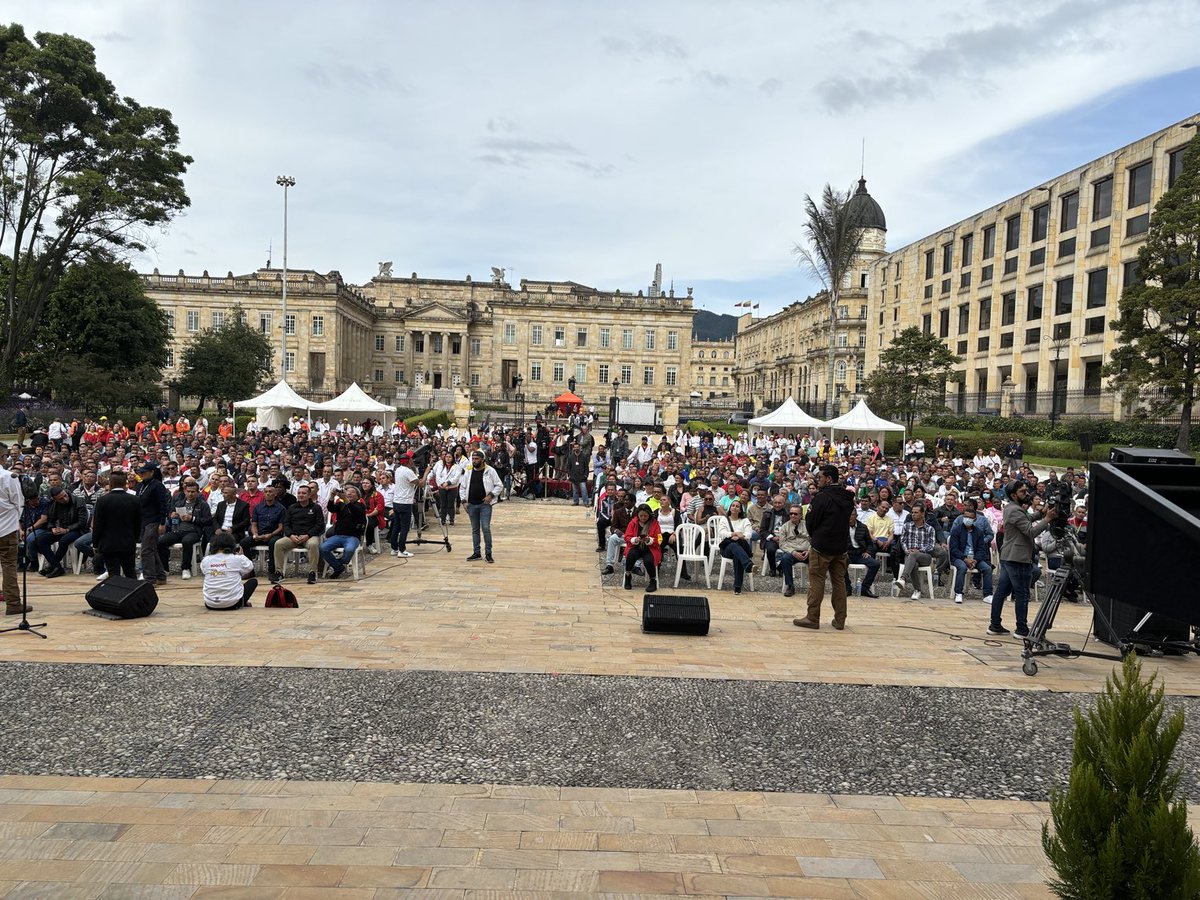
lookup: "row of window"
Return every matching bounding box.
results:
[361,364,682,388]
[697,349,733,359]
[499,324,680,351]
[917,146,1187,283]
[173,310,321,338]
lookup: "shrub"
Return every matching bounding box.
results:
[1042,653,1200,898]
[403,409,450,431]
[234,414,254,434]
[920,414,1196,450]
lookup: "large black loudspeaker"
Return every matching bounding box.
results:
[642,594,710,635]
[1087,460,1200,646]
[1078,432,1093,453]
[1109,446,1195,465]
[85,575,159,619]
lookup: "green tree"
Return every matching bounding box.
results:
[795,184,865,416]
[19,255,169,412]
[1042,653,1200,899]
[1104,130,1200,451]
[863,326,961,430]
[0,24,191,391]
[173,306,273,412]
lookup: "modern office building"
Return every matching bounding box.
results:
[867,115,1197,418]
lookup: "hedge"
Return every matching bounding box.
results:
[682,419,743,437]
[919,413,1196,450]
[403,409,451,431]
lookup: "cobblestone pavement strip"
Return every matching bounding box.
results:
[2,662,1199,802]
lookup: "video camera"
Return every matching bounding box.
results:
[1045,479,1074,538]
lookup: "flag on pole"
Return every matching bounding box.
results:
[752,303,760,309]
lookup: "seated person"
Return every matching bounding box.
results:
[864,501,895,567]
[896,503,945,600]
[948,504,994,604]
[773,505,810,598]
[846,507,880,598]
[758,494,788,578]
[717,500,754,594]
[601,494,634,576]
[199,533,257,610]
[35,486,88,578]
[623,502,662,592]
[319,485,366,580]
[271,484,326,585]
[238,484,287,577]
[157,480,212,580]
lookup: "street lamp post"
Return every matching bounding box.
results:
[276,175,296,382]
[514,374,524,429]
[1049,337,1069,427]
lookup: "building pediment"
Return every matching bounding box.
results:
[384,300,467,325]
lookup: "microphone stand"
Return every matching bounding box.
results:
[1,541,48,639]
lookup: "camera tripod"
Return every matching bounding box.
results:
[0,542,48,640]
[1017,529,1200,676]
[410,485,451,553]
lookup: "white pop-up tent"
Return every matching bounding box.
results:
[308,382,397,418]
[747,397,826,435]
[823,399,905,445]
[232,379,313,431]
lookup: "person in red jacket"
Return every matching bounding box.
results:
[359,476,386,550]
[623,503,662,593]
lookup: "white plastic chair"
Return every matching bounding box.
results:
[704,516,731,570]
[673,523,710,589]
[716,539,755,592]
[892,562,936,599]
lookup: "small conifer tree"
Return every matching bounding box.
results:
[1043,653,1200,899]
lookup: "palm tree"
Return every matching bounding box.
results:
[794,185,866,417]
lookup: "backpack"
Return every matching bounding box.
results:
[264,584,299,608]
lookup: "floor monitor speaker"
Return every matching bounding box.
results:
[642,594,710,635]
[85,575,159,619]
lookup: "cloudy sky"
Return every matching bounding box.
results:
[8,0,1200,315]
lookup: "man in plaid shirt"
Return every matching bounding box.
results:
[896,503,946,600]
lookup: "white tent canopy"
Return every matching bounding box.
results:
[747,397,826,434]
[232,379,312,431]
[823,400,905,445]
[308,382,397,417]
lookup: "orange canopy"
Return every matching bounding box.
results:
[554,391,583,413]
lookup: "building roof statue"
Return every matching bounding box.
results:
[848,176,886,231]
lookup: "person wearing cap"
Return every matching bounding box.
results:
[460,448,502,562]
[135,463,172,584]
[33,484,89,578]
[391,452,424,558]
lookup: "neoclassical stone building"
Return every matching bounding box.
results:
[867,115,1197,417]
[143,267,696,409]
[690,337,736,397]
[733,177,887,414]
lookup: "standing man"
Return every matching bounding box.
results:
[989,481,1056,637]
[135,463,171,584]
[566,442,590,507]
[11,408,28,449]
[92,470,141,579]
[794,464,853,631]
[391,453,423,558]
[0,445,27,614]
[460,448,502,563]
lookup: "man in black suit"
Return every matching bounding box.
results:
[212,482,251,542]
[91,470,141,579]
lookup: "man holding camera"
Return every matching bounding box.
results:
[988,480,1057,637]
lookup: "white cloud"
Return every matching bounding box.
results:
[6,0,1200,315]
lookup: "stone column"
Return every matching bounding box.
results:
[443,331,451,387]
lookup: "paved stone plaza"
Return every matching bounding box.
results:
[1,500,1198,898]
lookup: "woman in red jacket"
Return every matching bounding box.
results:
[360,476,387,551]
[623,503,662,593]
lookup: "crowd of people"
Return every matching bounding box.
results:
[1,405,1089,637]
[591,427,1087,636]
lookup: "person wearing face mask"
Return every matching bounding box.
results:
[948,501,994,605]
[459,449,503,563]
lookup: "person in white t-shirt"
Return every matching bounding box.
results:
[390,453,424,557]
[199,533,257,610]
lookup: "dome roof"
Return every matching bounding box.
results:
[848,176,886,231]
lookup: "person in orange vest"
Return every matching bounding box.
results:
[134,417,150,441]
[218,419,234,440]
[157,420,175,440]
[175,415,191,435]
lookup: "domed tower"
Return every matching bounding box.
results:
[847,176,887,257]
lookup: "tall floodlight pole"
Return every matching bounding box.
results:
[276,175,296,382]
